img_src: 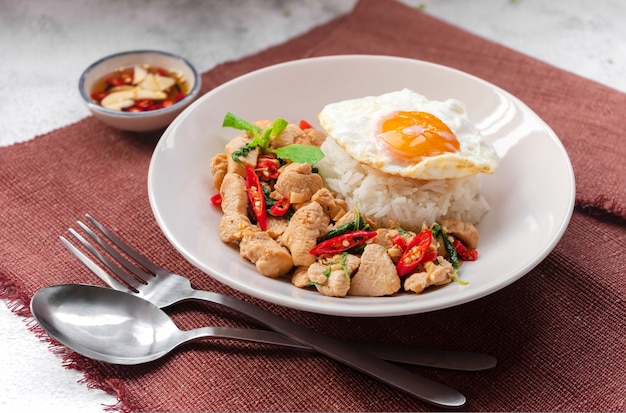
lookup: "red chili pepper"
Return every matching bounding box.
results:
[396,229,434,277]
[134,99,154,111]
[256,154,281,180]
[299,120,314,130]
[105,76,126,86]
[453,239,478,261]
[210,193,222,207]
[245,164,267,231]
[90,91,109,102]
[270,197,291,217]
[310,230,376,255]
[392,232,408,251]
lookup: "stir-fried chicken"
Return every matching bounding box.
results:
[291,265,312,288]
[371,228,404,262]
[301,127,326,147]
[440,217,479,250]
[311,188,349,222]
[218,173,251,243]
[281,202,329,266]
[265,216,288,240]
[212,117,480,298]
[239,229,293,278]
[308,254,360,297]
[210,153,228,190]
[273,162,323,204]
[348,244,400,296]
[404,257,455,294]
[225,134,259,177]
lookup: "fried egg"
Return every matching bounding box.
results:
[318,89,499,180]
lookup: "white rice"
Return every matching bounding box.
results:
[316,138,490,231]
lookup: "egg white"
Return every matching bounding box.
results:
[318,89,499,180]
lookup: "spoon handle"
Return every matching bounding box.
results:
[180,323,494,371]
[189,290,466,409]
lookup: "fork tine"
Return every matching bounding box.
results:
[76,220,153,283]
[85,214,163,275]
[60,235,131,293]
[67,228,144,290]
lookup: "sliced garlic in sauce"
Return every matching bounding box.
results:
[135,88,167,100]
[154,74,175,91]
[132,65,148,85]
[101,90,136,110]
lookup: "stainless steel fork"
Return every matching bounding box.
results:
[59,215,488,409]
[62,214,496,372]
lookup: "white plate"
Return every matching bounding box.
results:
[148,55,575,317]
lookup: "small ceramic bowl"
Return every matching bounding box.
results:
[79,50,201,132]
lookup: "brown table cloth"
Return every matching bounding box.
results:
[1,0,625,411]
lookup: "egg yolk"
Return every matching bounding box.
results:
[378,111,460,161]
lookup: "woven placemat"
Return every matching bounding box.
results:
[1,0,624,411]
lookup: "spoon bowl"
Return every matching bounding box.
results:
[30,284,309,365]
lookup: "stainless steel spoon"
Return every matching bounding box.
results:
[32,284,472,409]
[31,283,495,370]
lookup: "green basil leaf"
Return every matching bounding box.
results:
[250,118,288,150]
[271,118,288,137]
[273,144,325,164]
[252,127,273,149]
[222,112,261,137]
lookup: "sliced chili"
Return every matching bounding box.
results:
[453,239,478,262]
[90,91,108,101]
[256,154,281,180]
[105,76,128,87]
[245,164,267,231]
[396,229,434,277]
[310,230,376,255]
[299,119,314,130]
[270,197,291,217]
[318,214,369,242]
[392,232,408,251]
[210,193,222,207]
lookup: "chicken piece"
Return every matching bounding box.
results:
[253,119,272,129]
[218,173,251,243]
[348,244,400,297]
[266,216,288,239]
[225,134,259,177]
[239,229,294,278]
[301,127,326,147]
[308,254,360,297]
[281,202,330,266]
[268,122,327,148]
[311,188,348,222]
[330,209,375,230]
[372,228,405,262]
[371,228,400,249]
[440,217,479,250]
[273,162,323,204]
[332,209,356,228]
[270,124,305,149]
[291,265,312,288]
[404,257,455,294]
[210,153,228,190]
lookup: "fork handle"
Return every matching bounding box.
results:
[187,324,495,371]
[189,289,466,409]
